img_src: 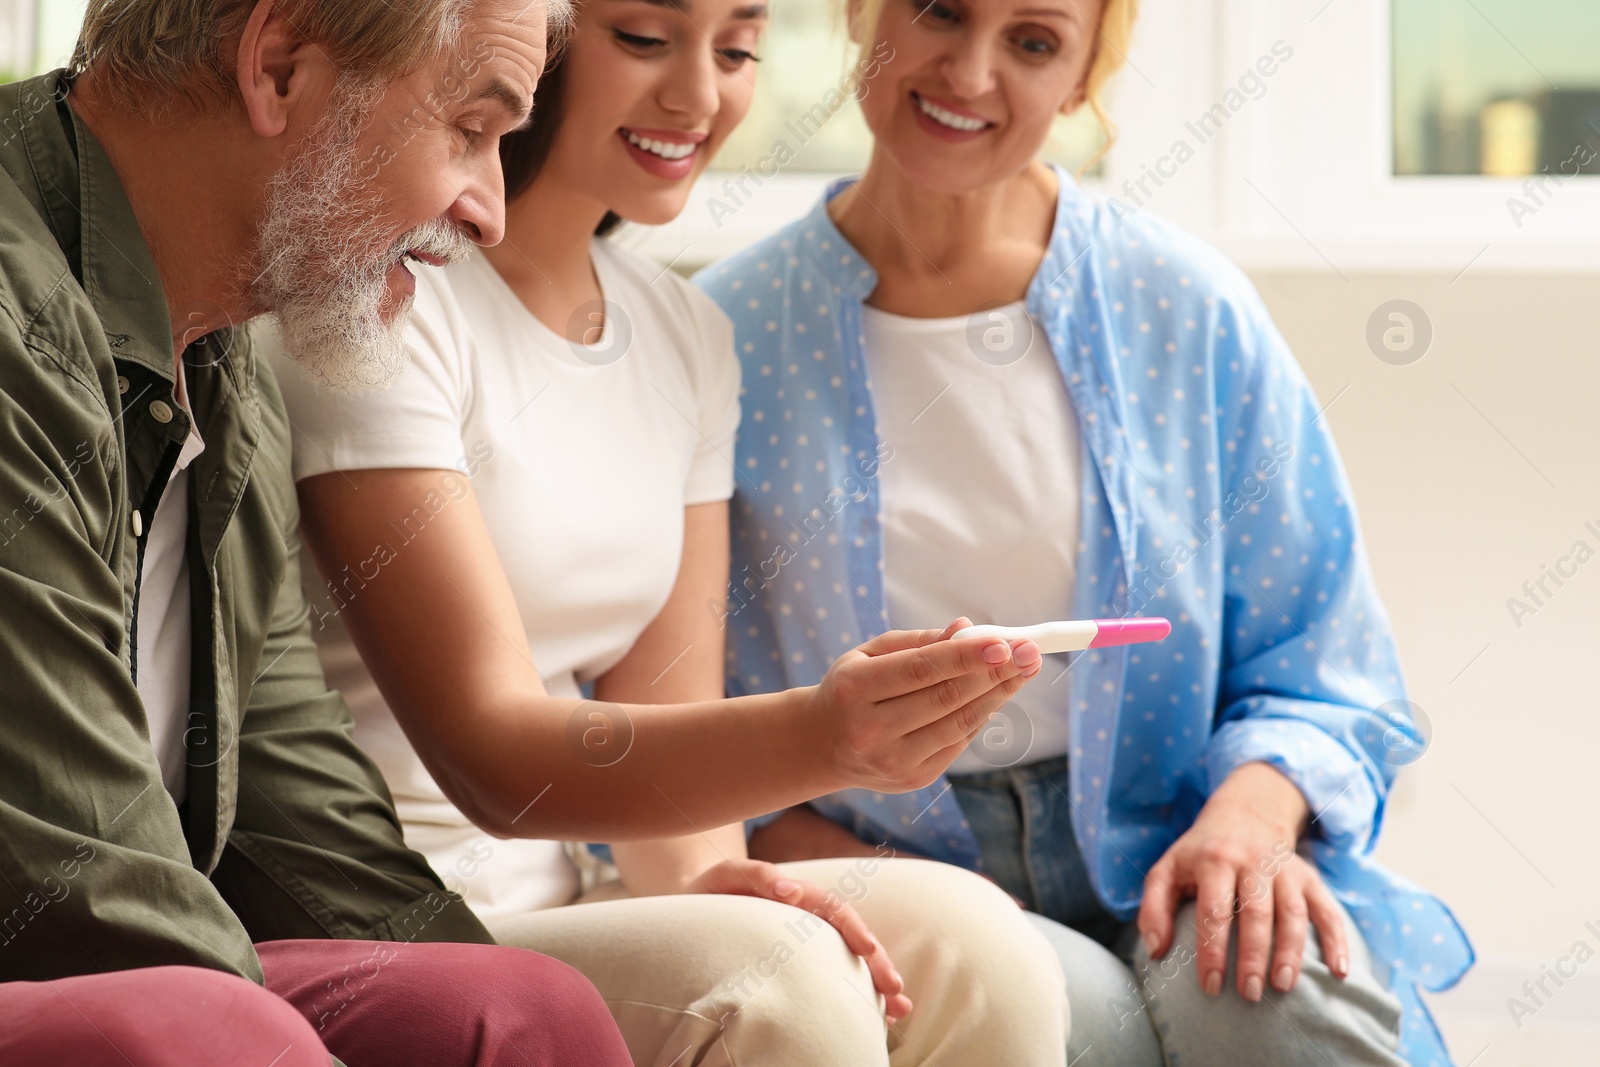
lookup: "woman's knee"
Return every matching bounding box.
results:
[1132,902,1405,1066]
[782,856,1070,1058]
[707,896,889,1054]
[850,857,1068,991]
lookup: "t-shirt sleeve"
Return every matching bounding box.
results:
[257,265,473,481]
[682,289,742,506]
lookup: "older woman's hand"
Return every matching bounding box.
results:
[1136,762,1350,1001]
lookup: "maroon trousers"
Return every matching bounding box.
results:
[0,940,632,1067]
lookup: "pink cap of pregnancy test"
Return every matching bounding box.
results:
[1088,617,1172,648]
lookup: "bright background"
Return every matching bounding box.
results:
[5,1,1599,1061]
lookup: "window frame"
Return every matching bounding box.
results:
[623,0,1600,273]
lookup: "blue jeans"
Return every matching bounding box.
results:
[949,757,1406,1067]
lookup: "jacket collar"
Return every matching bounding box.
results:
[801,177,879,302]
[21,72,175,382]
[20,72,258,467]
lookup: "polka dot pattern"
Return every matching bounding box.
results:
[695,169,1471,1067]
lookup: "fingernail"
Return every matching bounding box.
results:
[772,879,798,896]
[981,642,1010,665]
[1203,971,1223,997]
[1014,644,1040,667]
[1274,965,1295,992]
[1335,955,1349,978]
[1143,930,1160,957]
[1243,975,1262,1001]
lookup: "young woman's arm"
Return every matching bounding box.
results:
[296,469,1040,842]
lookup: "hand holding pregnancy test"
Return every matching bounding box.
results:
[952,617,1172,655]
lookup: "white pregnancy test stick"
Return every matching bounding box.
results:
[952,617,1171,656]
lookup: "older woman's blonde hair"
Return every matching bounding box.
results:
[72,0,484,109]
[848,0,1140,167]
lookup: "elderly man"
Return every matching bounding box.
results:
[0,1,632,1064]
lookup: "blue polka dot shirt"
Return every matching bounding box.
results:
[695,167,1473,1066]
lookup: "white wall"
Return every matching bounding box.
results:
[32,0,82,73]
[0,0,85,77]
[0,0,36,77]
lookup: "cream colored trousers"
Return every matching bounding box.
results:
[485,857,1068,1067]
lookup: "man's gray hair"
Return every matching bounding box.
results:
[71,0,568,110]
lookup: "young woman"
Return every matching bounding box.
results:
[263,0,1071,1064]
[696,0,1474,1065]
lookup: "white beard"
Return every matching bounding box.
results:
[250,78,475,393]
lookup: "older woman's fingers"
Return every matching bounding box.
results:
[1137,853,1181,960]
[1305,871,1351,979]
[1270,867,1311,993]
[1233,864,1276,1001]
[1192,865,1237,996]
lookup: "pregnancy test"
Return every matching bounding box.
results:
[953,618,1171,656]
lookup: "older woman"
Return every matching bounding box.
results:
[696,0,1472,1064]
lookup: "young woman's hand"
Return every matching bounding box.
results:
[813,619,1042,793]
[1137,762,1349,1002]
[684,857,913,1019]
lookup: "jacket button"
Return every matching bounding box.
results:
[149,400,174,424]
[116,375,130,395]
[131,511,144,538]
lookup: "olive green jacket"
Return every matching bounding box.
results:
[0,72,492,984]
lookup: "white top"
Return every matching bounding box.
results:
[136,369,207,803]
[860,302,1081,775]
[266,241,741,919]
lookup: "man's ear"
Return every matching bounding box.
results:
[235,0,334,138]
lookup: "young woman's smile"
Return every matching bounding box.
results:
[617,126,709,179]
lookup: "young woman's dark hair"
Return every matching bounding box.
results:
[499,26,624,237]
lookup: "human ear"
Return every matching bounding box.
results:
[235,0,337,138]
[846,0,867,44]
[1061,48,1096,116]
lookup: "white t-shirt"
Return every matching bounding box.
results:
[861,302,1081,775]
[266,241,741,919]
[135,369,207,803]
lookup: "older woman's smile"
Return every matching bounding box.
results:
[909,91,997,141]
